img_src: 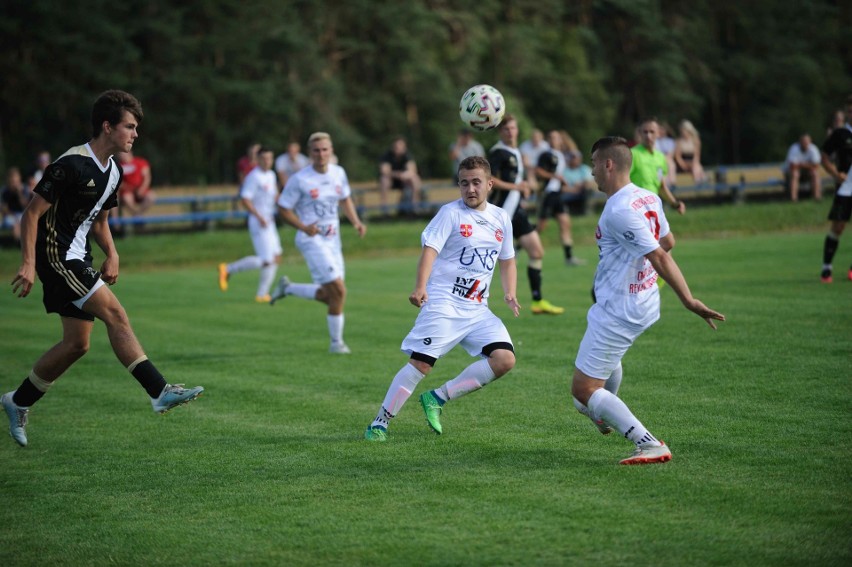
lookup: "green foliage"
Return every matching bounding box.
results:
[0,0,849,183]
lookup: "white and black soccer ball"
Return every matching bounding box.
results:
[459,84,506,131]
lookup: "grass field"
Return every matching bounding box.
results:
[0,200,850,566]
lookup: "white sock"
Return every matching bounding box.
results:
[289,283,320,300]
[372,363,425,428]
[327,313,344,344]
[587,389,659,447]
[257,264,278,296]
[605,362,623,396]
[437,358,496,402]
[228,256,263,274]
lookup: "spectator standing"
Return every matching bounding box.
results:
[1,167,31,244]
[570,136,724,465]
[31,151,51,185]
[674,119,706,183]
[270,132,367,354]
[630,117,685,215]
[3,90,203,448]
[535,130,585,266]
[519,128,550,190]
[784,134,823,202]
[274,142,310,189]
[117,151,155,216]
[655,122,677,186]
[818,95,852,283]
[489,114,564,314]
[448,129,485,184]
[379,137,423,217]
[218,148,282,302]
[236,142,261,185]
[364,156,520,441]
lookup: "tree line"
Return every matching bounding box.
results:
[0,0,849,186]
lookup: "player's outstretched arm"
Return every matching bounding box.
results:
[646,247,725,329]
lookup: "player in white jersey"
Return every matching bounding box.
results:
[571,136,725,465]
[218,148,283,302]
[364,156,521,442]
[270,132,366,354]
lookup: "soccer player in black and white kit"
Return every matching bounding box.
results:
[488,115,565,314]
[819,95,852,283]
[3,90,203,447]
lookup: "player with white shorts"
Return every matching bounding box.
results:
[365,155,521,441]
[218,148,282,302]
[571,136,724,465]
[270,132,366,354]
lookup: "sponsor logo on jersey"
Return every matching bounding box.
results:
[595,225,602,239]
[459,247,499,271]
[310,188,319,199]
[87,179,95,187]
[495,229,503,242]
[453,276,487,302]
[460,224,472,237]
[623,231,635,241]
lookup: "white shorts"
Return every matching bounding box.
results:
[296,234,344,284]
[575,303,648,379]
[401,301,513,360]
[249,218,283,263]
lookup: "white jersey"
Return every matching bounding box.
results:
[240,167,279,222]
[421,199,515,309]
[278,164,351,245]
[593,183,670,328]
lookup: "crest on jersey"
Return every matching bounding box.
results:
[495,229,503,242]
[310,188,319,199]
[460,224,473,237]
[335,184,342,195]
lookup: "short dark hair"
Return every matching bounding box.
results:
[590,136,632,172]
[458,156,491,178]
[638,116,659,126]
[91,90,143,138]
[498,114,517,129]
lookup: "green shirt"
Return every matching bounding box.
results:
[629,144,667,195]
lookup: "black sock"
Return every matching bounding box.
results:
[12,378,45,407]
[131,360,168,398]
[564,245,573,260]
[823,235,839,265]
[528,266,542,301]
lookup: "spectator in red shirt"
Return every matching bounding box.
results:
[118,151,154,215]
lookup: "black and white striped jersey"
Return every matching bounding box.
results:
[488,141,524,215]
[33,143,121,262]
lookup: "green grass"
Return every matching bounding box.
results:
[0,199,850,566]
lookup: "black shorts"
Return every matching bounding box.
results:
[512,207,536,237]
[827,194,852,222]
[537,192,566,220]
[36,257,100,321]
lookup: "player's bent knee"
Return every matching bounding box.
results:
[483,342,515,376]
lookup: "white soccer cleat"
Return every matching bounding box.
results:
[619,441,672,465]
[2,392,29,447]
[329,342,351,354]
[269,275,291,305]
[151,383,204,414]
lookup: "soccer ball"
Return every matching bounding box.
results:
[459,84,506,131]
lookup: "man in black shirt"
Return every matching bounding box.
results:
[3,90,203,447]
[489,115,564,314]
[819,95,852,283]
